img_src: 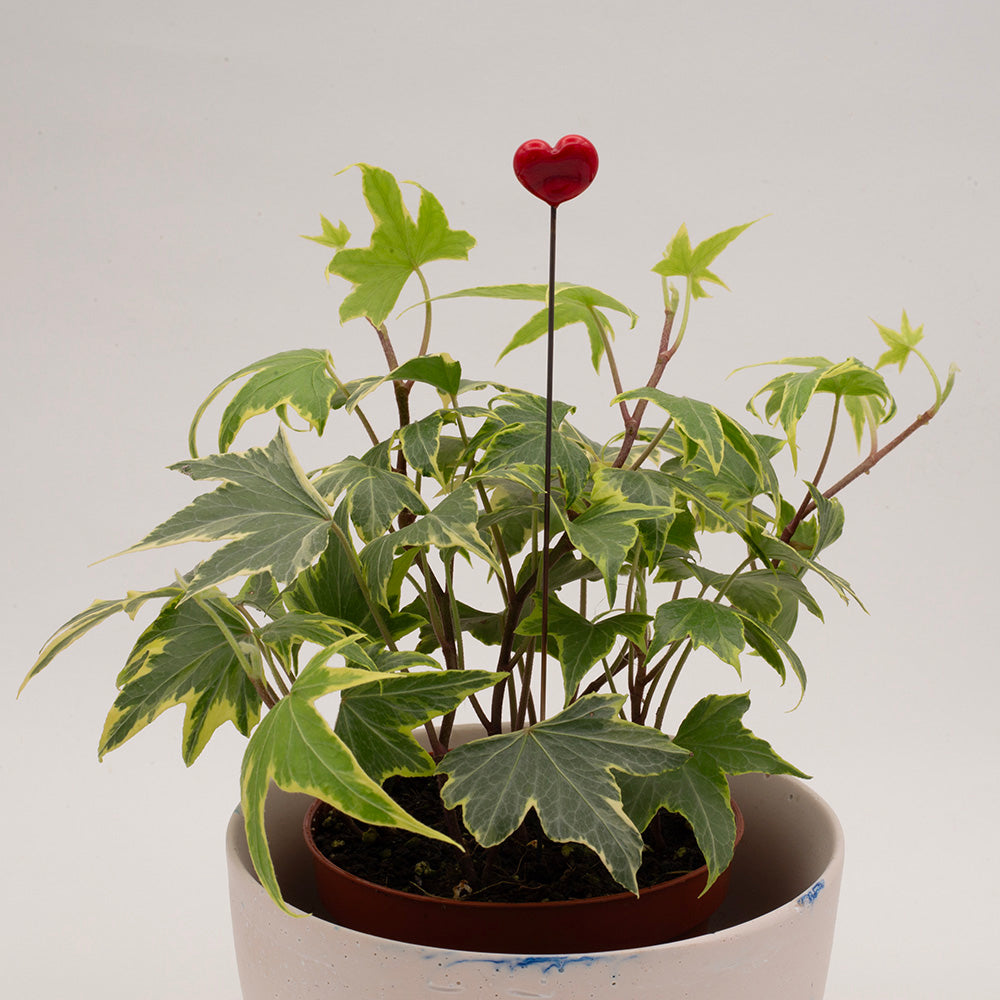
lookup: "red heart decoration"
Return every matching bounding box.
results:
[513,135,599,206]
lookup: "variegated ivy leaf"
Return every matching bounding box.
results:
[805,482,845,558]
[20,583,183,693]
[240,650,458,913]
[751,530,862,609]
[614,388,725,475]
[361,484,500,606]
[652,221,755,299]
[313,441,429,542]
[734,610,808,693]
[122,431,333,597]
[285,505,423,640]
[99,590,261,765]
[437,694,690,894]
[425,283,637,372]
[473,417,591,505]
[335,669,502,783]
[648,597,745,670]
[591,466,678,568]
[555,495,672,604]
[619,693,807,887]
[328,165,475,327]
[743,356,894,469]
[188,348,342,456]
[343,354,464,415]
[516,597,650,703]
[398,412,446,483]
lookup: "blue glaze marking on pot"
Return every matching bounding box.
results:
[444,954,617,975]
[797,879,825,907]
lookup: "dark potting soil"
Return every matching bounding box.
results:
[310,775,706,904]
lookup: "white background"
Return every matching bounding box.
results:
[3,2,997,997]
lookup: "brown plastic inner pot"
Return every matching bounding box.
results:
[303,796,745,953]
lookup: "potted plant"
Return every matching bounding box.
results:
[21,139,953,999]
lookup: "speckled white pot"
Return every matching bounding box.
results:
[226,770,844,999]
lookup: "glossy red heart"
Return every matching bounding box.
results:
[513,135,599,206]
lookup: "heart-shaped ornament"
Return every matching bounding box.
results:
[513,135,599,206]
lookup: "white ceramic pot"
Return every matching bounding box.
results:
[226,770,844,999]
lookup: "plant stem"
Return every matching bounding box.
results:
[415,266,433,358]
[612,308,677,467]
[781,401,940,544]
[328,520,398,651]
[653,640,694,729]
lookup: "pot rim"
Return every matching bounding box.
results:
[302,793,745,913]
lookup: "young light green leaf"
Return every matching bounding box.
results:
[385,483,501,574]
[122,431,333,596]
[649,598,746,669]
[652,221,755,299]
[437,694,690,894]
[240,657,457,913]
[301,214,351,250]
[874,310,924,371]
[328,166,475,326]
[335,669,502,783]
[99,592,262,765]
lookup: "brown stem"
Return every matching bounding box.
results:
[613,309,677,467]
[781,402,940,544]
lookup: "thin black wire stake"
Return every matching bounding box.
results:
[512,134,599,722]
[539,203,558,716]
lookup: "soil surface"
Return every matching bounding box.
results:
[310,776,705,904]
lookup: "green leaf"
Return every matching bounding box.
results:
[649,598,745,669]
[313,442,428,542]
[389,353,462,398]
[733,611,808,692]
[335,670,502,783]
[473,419,591,506]
[620,693,806,887]
[123,431,333,596]
[558,495,671,604]
[652,221,755,299]
[397,412,446,483]
[328,166,475,326]
[437,694,690,894]
[99,591,262,764]
[874,310,924,371]
[188,349,342,455]
[20,584,183,693]
[615,389,726,474]
[429,283,636,371]
[744,356,894,468]
[805,482,845,558]
[240,653,457,913]
[383,483,501,573]
[302,214,351,250]
[517,597,650,702]
[284,504,420,640]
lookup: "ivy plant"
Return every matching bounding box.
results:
[22,163,954,913]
